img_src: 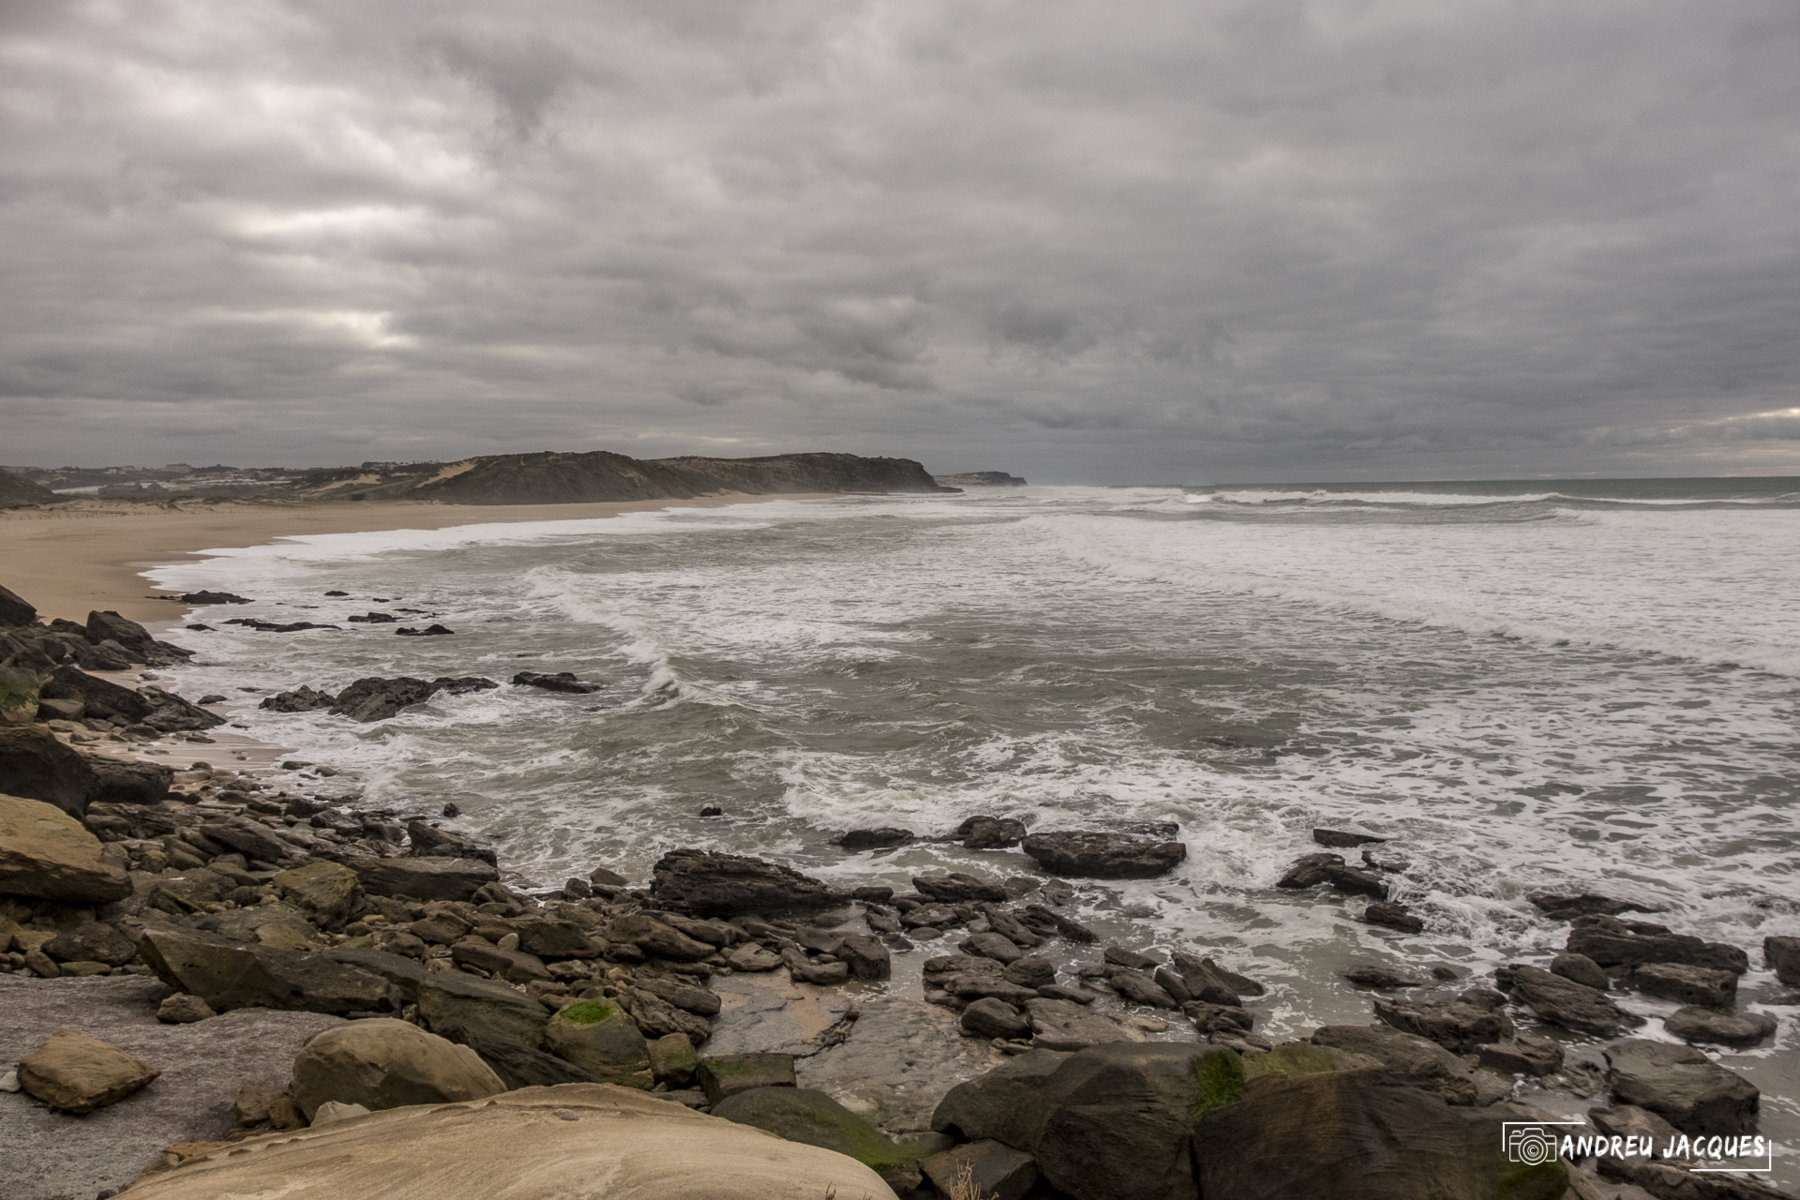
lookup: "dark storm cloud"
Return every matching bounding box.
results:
[3,0,1798,480]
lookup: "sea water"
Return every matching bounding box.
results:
[145,479,1800,1179]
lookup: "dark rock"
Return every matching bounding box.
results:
[0,725,103,817]
[180,591,252,605]
[346,611,399,623]
[979,904,1045,949]
[199,814,293,863]
[45,921,139,967]
[962,931,1024,964]
[915,871,1009,902]
[1171,952,1265,1002]
[650,848,838,915]
[1309,1024,1477,1105]
[1628,962,1738,1009]
[1106,967,1179,1009]
[407,819,498,865]
[1766,936,1800,987]
[1024,997,1143,1051]
[394,624,455,636]
[1312,828,1387,848]
[1014,902,1096,944]
[608,913,714,962]
[1276,851,1341,888]
[511,671,600,694]
[1102,944,1160,971]
[955,815,1027,849]
[450,941,551,984]
[1373,988,1514,1053]
[85,610,188,661]
[1193,1069,1568,1200]
[1550,951,1611,991]
[1474,1033,1564,1077]
[697,804,723,816]
[711,1086,926,1191]
[1604,1038,1759,1136]
[1588,1102,1682,1150]
[1662,1007,1778,1048]
[962,997,1031,1039]
[1342,962,1429,990]
[0,582,38,626]
[1567,915,1748,975]
[1323,861,1388,899]
[931,1048,1070,1147]
[41,664,151,724]
[1020,830,1186,879]
[1033,1043,1244,1200]
[344,854,499,901]
[1530,892,1664,920]
[329,676,439,721]
[139,927,400,1016]
[224,618,338,633]
[697,1052,795,1104]
[835,827,914,851]
[836,934,891,981]
[259,685,337,713]
[921,1141,1038,1200]
[1003,956,1056,989]
[513,918,601,960]
[1502,964,1645,1036]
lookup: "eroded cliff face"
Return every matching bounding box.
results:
[0,469,59,509]
[305,451,952,505]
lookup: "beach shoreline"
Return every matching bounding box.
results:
[0,492,830,627]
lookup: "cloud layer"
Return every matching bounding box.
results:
[4,0,1798,480]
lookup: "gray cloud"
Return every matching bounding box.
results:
[2,0,1798,481]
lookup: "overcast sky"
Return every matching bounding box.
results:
[3,0,1798,482]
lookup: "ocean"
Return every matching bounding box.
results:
[145,478,1799,1175]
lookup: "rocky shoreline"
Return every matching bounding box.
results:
[2,578,1795,1200]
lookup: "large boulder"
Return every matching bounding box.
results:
[17,1030,160,1113]
[712,1086,926,1191]
[138,927,400,1016]
[1309,1025,1477,1105]
[1628,962,1737,1009]
[328,676,497,722]
[0,791,132,902]
[1032,1043,1245,1200]
[1603,1039,1759,1136]
[1024,996,1146,1051]
[343,854,498,901]
[272,861,363,929]
[1192,1069,1568,1200]
[932,1049,1071,1148]
[1020,830,1187,879]
[0,726,102,818]
[1766,935,1800,988]
[650,848,839,916]
[108,1084,899,1200]
[1373,989,1513,1052]
[1662,1006,1777,1048]
[1501,964,1644,1036]
[41,664,153,723]
[1567,915,1748,975]
[289,1018,505,1119]
[543,1000,652,1087]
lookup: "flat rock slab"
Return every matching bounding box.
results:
[0,974,343,1200]
[799,995,1006,1131]
[707,970,855,1058]
[114,1084,897,1200]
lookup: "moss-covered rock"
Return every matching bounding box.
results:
[711,1086,927,1191]
[1241,1041,1380,1081]
[0,666,40,727]
[696,1052,796,1104]
[273,861,362,930]
[543,1000,651,1088]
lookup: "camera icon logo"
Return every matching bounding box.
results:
[1501,1121,1580,1166]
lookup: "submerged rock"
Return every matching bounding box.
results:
[511,671,601,693]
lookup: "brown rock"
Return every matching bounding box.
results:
[18,1030,159,1113]
[0,791,132,902]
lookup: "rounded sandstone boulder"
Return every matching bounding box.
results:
[290,1018,505,1120]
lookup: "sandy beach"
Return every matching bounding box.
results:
[0,493,819,627]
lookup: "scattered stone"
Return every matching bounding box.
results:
[1361,901,1426,933]
[697,1052,797,1104]
[1603,1038,1760,1136]
[1662,1007,1777,1048]
[259,686,337,713]
[511,671,600,694]
[1020,830,1187,878]
[1373,988,1514,1053]
[1501,964,1645,1036]
[1170,952,1266,1002]
[651,848,839,915]
[1312,828,1387,848]
[1550,952,1611,991]
[1628,962,1738,1009]
[962,997,1031,1040]
[1474,1032,1564,1077]
[1567,915,1748,975]
[1342,962,1428,990]
[394,624,455,636]
[1530,892,1663,920]
[834,827,915,851]
[156,993,216,1024]
[179,591,252,605]
[43,920,137,967]
[955,815,1028,849]
[17,1030,159,1113]
[647,1031,699,1087]
[290,1018,506,1119]
[962,931,1024,964]
[0,791,133,902]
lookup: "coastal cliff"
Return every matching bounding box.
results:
[304,451,954,505]
[0,469,59,509]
